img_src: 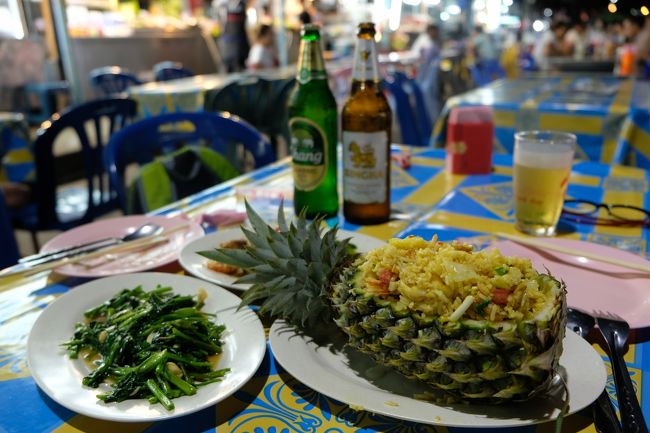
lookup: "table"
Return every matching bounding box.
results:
[0,112,33,183]
[432,75,650,165]
[2,146,650,432]
[128,66,295,118]
[546,58,615,73]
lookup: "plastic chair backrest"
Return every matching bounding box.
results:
[153,61,194,82]
[204,76,296,149]
[105,111,274,213]
[0,189,20,268]
[471,60,506,87]
[90,66,142,97]
[519,51,538,72]
[33,98,137,229]
[382,71,431,146]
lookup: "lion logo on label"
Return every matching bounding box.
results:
[349,141,376,168]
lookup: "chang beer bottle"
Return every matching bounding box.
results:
[341,22,392,224]
[287,24,339,219]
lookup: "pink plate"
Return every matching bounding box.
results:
[494,238,650,329]
[41,215,204,278]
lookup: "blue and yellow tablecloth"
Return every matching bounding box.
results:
[0,112,33,183]
[128,68,295,119]
[2,147,650,432]
[432,75,650,168]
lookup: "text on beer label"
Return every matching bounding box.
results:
[290,117,328,191]
[342,131,388,204]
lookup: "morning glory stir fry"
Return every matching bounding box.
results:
[62,285,229,410]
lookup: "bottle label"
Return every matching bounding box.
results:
[352,38,378,81]
[290,117,328,191]
[343,131,388,204]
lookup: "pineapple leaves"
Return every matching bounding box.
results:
[245,200,272,238]
[197,249,259,268]
[276,201,289,232]
[201,200,354,330]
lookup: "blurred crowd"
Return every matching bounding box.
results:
[530,15,650,76]
[406,12,650,80]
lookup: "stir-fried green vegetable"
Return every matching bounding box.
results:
[62,285,229,410]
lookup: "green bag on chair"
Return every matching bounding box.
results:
[127,146,239,214]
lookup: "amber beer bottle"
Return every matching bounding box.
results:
[342,22,392,224]
[287,24,339,218]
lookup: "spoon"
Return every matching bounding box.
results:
[19,223,163,265]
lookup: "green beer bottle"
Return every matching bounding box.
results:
[287,24,339,218]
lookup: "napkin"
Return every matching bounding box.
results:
[200,209,247,227]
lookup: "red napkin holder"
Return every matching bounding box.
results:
[445,106,494,174]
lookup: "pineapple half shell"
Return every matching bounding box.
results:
[200,203,567,404]
[330,262,566,404]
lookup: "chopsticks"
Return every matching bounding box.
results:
[0,224,189,279]
[496,232,650,273]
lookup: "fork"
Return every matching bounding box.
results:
[595,313,649,433]
[568,308,623,433]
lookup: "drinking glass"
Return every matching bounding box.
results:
[513,131,576,236]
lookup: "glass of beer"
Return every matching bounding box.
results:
[513,131,576,236]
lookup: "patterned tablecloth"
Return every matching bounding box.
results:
[0,112,33,183]
[2,147,650,433]
[432,75,650,167]
[128,67,295,118]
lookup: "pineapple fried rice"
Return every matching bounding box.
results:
[358,236,560,323]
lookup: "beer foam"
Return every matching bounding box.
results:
[514,144,574,169]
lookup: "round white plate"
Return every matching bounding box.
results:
[179,228,386,291]
[27,272,266,422]
[269,321,606,428]
[41,215,204,278]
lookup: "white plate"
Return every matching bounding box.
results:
[269,321,606,428]
[179,228,386,291]
[27,272,266,422]
[40,215,204,278]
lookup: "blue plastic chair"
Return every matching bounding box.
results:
[11,98,137,250]
[470,59,506,87]
[90,66,143,97]
[0,189,20,268]
[382,72,432,147]
[204,76,296,151]
[22,81,70,125]
[153,61,194,82]
[519,52,538,72]
[105,111,275,213]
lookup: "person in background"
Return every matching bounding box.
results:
[635,15,650,73]
[589,18,607,59]
[603,21,624,60]
[259,4,273,25]
[298,0,311,26]
[500,29,522,78]
[415,24,442,122]
[615,15,650,77]
[565,21,589,60]
[411,24,440,59]
[219,0,250,73]
[533,20,569,70]
[471,25,499,63]
[246,24,278,71]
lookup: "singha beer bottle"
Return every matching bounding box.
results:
[287,24,339,218]
[342,22,392,224]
